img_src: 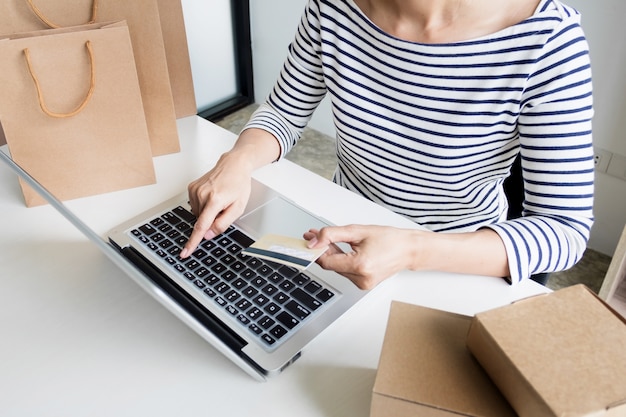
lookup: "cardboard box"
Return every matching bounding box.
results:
[371,301,517,417]
[467,284,626,417]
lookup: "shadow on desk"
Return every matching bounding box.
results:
[298,365,377,417]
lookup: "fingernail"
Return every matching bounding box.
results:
[180,248,189,258]
[307,237,318,248]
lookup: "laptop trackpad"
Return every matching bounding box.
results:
[237,197,329,241]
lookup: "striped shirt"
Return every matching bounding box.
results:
[244,0,594,284]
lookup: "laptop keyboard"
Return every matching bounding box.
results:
[129,205,336,350]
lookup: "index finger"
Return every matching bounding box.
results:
[180,205,221,258]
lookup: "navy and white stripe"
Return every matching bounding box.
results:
[244,0,594,284]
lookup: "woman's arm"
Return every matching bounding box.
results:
[306,225,509,290]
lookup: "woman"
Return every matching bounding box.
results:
[182,0,594,290]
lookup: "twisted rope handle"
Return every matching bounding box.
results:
[23,41,96,118]
[25,0,99,29]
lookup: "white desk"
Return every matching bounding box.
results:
[0,116,547,417]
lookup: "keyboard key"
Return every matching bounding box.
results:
[231,261,246,273]
[256,265,272,276]
[237,314,250,325]
[251,277,267,288]
[229,229,254,247]
[267,272,284,284]
[176,223,192,234]
[236,299,252,311]
[241,268,255,280]
[151,233,165,242]
[292,273,310,286]
[201,240,216,251]
[195,267,210,278]
[222,270,237,282]
[273,292,289,305]
[253,294,270,306]
[246,258,264,269]
[150,218,164,228]
[285,300,311,320]
[221,254,236,265]
[172,206,196,223]
[158,223,173,233]
[232,278,247,290]
[204,275,220,286]
[264,302,280,315]
[278,280,295,292]
[248,323,263,335]
[162,212,181,226]
[262,283,278,296]
[242,286,258,298]
[247,307,262,320]
[276,311,299,329]
[258,316,275,330]
[291,288,322,311]
[191,248,208,259]
[215,283,230,294]
[261,334,276,346]
[225,290,240,302]
[270,325,288,340]
[202,256,217,267]
[304,280,323,294]
[278,265,298,278]
[185,259,200,270]
[166,230,180,239]
[316,289,335,302]
[159,239,173,249]
[139,223,157,236]
[226,243,242,254]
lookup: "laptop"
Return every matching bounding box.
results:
[0,146,368,381]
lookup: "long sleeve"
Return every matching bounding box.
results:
[487,6,594,283]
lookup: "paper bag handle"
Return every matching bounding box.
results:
[23,41,96,119]
[25,0,99,29]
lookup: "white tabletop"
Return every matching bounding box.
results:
[0,116,547,417]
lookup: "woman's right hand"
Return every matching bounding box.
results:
[180,128,281,258]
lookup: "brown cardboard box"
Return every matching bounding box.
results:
[371,301,517,417]
[466,284,626,417]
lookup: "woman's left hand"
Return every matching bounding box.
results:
[304,225,417,290]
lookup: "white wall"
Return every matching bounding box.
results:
[566,0,626,256]
[250,0,626,256]
[250,0,334,136]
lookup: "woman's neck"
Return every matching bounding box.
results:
[354,0,540,44]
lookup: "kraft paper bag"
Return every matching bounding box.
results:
[0,0,193,155]
[0,22,156,207]
[157,0,197,118]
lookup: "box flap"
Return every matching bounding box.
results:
[373,301,516,417]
